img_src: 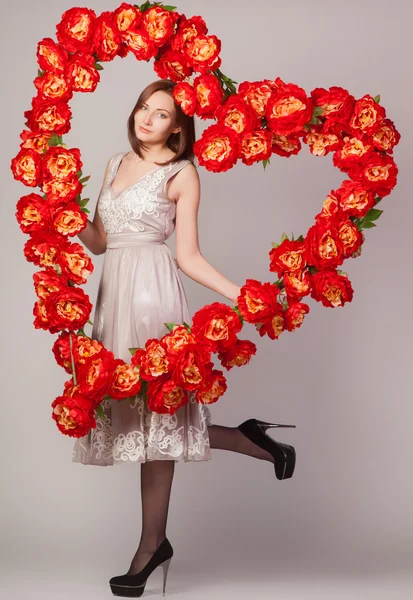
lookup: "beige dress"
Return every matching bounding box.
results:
[72,151,212,466]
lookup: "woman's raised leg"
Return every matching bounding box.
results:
[207,424,275,463]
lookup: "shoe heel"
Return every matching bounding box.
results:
[257,420,296,433]
[161,557,172,596]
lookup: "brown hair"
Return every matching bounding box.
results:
[127,79,196,167]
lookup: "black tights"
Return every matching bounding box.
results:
[126,424,274,575]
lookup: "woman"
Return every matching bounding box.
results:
[73,78,296,597]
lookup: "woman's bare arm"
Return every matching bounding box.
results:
[174,163,241,304]
[76,158,110,255]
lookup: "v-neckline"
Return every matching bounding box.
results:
[109,152,166,198]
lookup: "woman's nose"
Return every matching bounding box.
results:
[143,113,152,125]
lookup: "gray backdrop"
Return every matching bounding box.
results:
[2,1,413,598]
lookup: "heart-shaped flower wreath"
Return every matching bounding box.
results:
[11,2,400,439]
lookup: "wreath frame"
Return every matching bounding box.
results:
[11,2,400,438]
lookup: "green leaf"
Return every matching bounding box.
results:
[76,170,83,177]
[129,347,140,355]
[47,132,63,147]
[302,124,311,131]
[262,158,270,170]
[82,207,90,214]
[87,319,93,325]
[364,208,383,221]
[296,235,305,242]
[274,279,284,289]
[313,106,325,117]
[79,176,90,184]
[94,63,104,71]
[37,69,44,77]
[280,232,289,243]
[79,198,89,207]
[373,94,381,103]
[362,221,377,228]
[309,115,322,126]
[164,322,176,331]
[162,4,177,9]
[183,321,192,332]
[271,242,279,248]
[95,404,105,420]
[374,196,382,205]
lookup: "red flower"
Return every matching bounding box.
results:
[11,148,44,187]
[371,118,401,154]
[143,6,175,47]
[310,269,354,308]
[37,37,69,74]
[238,79,278,118]
[271,133,302,157]
[56,7,97,54]
[310,86,355,126]
[42,147,82,181]
[304,219,345,271]
[172,81,197,116]
[217,339,257,371]
[255,304,285,340]
[76,349,116,400]
[45,286,93,331]
[283,301,310,331]
[59,241,94,284]
[93,12,122,61]
[52,202,88,237]
[348,95,386,136]
[215,94,259,135]
[109,359,142,399]
[265,78,314,136]
[269,239,308,278]
[23,231,63,267]
[146,377,189,415]
[33,71,73,104]
[65,52,100,93]
[335,180,375,218]
[238,279,281,324]
[24,96,72,135]
[283,269,312,301]
[172,344,211,391]
[51,391,96,437]
[240,129,272,165]
[193,73,224,120]
[153,48,193,82]
[185,34,221,73]
[193,123,241,172]
[16,193,51,234]
[349,153,398,197]
[333,134,374,171]
[191,302,242,352]
[171,16,208,52]
[195,368,227,405]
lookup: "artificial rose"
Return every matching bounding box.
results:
[24,96,72,135]
[15,193,51,234]
[283,269,312,300]
[191,302,242,352]
[146,377,188,415]
[65,52,100,93]
[349,153,398,197]
[237,279,280,324]
[348,95,386,136]
[305,220,345,270]
[153,48,193,82]
[335,180,375,218]
[76,349,116,400]
[172,344,211,391]
[139,339,170,381]
[56,7,97,54]
[52,331,78,373]
[109,359,142,399]
[315,191,341,223]
[195,368,227,405]
[333,134,374,171]
[283,301,310,331]
[193,73,224,120]
[113,3,142,33]
[371,118,401,153]
[271,133,302,157]
[59,241,94,284]
[303,124,341,156]
[37,37,68,74]
[255,304,285,340]
[310,86,355,125]
[171,16,208,51]
[44,286,93,331]
[33,71,73,103]
[19,130,52,154]
[240,129,272,165]
[193,123,241,172]
[265,78,314,136]
[11,148,43,187]
[172,81,197,116]
[238,79,278,118]
[163,325,197,357]
[217,339,257,371]
[42,175,82,206]
[123,26,157,61]
[185,34,221,73]
[143,6,175,46]
[269,239,307,278]
[51,391,96,437]
[33,269,66,300]
[42,147,82,181]
[93,11,122,61]
[52,203,88,236]
[215,94,258,135]
[23,231,63,267]
[310,269,354,308]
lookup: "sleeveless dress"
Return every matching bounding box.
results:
[72,151,212,466]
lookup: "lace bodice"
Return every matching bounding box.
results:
[98,152,191,238]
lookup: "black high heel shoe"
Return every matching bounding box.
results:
[237,418,296,480]
[109,537,173,597]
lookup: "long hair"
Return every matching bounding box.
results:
[127,79,196,167]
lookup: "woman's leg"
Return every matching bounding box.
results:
[126,459,175,576]
[207,424,275,463]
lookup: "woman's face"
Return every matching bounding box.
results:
[134,90,181,144]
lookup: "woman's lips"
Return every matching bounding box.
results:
[139,126,151,133]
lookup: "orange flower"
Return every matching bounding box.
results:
[217,339,257,371]
[146,377,188,415]
[52,203,88,236]
[238,279,281,324]
[283,301,310,331]
[51,391,96,437]
[310,269,354,308]
[195,368,227,405]
[56,7,97,54]
[240,129,272,166]
[348,94,386,136]
[143,6,175,46]
[11,149,43,187]
[269,239,308,278]
[191,302,242,352]
[193,123,240,172]
[185,34,221,73]
[140,339,170,381]
[109,359,142,399]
